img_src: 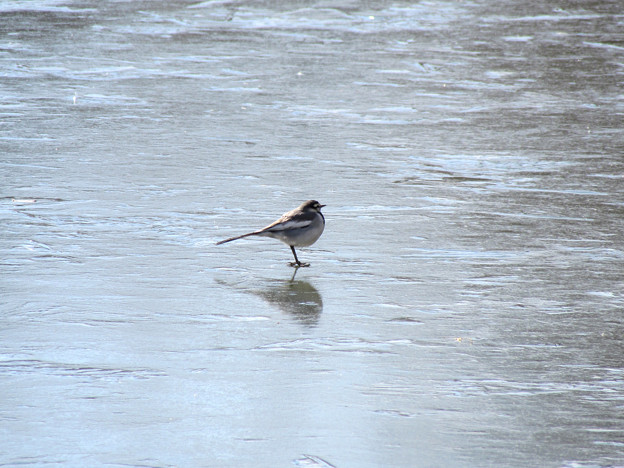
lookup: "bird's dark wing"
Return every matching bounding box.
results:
[260,210,315,233]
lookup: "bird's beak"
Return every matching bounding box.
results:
[319,204,326,208]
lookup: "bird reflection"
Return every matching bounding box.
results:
[255,270,323,326]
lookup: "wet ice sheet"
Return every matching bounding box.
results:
[1,0,623,467]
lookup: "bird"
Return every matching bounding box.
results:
[216,200,325,267]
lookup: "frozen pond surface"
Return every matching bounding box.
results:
[1,0,623,466]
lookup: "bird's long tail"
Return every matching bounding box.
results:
[216,231,262,245]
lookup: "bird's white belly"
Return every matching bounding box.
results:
[261,217,324,247]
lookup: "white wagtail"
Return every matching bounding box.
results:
[216,200,326,267]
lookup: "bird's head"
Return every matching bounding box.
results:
[301,200,325,212]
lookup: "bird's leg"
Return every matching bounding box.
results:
[289,246,310,268]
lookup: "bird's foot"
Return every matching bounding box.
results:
[289,261,310,268]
